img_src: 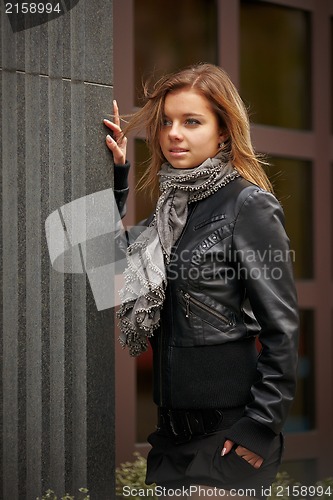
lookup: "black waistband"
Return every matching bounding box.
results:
[158,406,244,444]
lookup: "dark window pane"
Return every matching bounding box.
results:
[284,310,315,433]
[134,0,218,105]
[240,1,311,129]
[267,157,313,279]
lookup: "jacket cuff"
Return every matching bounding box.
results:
[114,160,130,191]
[224,416,277,459]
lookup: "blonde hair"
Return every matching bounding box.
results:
[122,63,273,193]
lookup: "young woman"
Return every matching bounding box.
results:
[104,63,299,499]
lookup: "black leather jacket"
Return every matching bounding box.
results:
[115,165,299,459]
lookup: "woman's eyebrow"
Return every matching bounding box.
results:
[183,113,204,117]
[163,112,205,118]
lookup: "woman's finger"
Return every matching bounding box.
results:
[113,99,120,128]
[221,439,234,456]
[106,134,117,150]
[235,446,263,469]
[103,119,125,147]
[103,119,120,134]
[106,134,121,153]
[105,134,126,165]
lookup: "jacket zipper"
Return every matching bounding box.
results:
[183,291,233,326]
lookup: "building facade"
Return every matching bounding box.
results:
[114,0,333,484]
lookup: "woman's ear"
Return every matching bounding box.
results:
[218,131,229,148]
[219,130,229,143]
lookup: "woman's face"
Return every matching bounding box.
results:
[159,88,225,169]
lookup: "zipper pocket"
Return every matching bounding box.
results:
[181,290,233,326]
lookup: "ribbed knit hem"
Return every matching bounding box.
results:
[224,416,277,459]
[114,160,130,190]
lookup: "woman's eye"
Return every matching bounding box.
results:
[162,118,172,126]
[185,118,200,125]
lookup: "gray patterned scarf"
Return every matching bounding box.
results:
[117,152,239,356]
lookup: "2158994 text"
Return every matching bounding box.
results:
[5,3,62,14]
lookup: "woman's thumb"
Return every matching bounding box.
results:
[221,439,234,456]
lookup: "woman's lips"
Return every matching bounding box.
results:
[169,148,189,156]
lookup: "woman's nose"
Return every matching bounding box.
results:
[168,123,183,140]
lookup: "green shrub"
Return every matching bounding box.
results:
[268,471,302,500]
[116,452,157,499]
[314,477,333,499]
[36,487,90,500]
[268,472,333,500]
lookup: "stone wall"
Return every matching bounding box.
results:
[0,2,115,498]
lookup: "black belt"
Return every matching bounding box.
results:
[158,406,243,444]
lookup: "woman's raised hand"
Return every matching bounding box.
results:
[104,99,127,165]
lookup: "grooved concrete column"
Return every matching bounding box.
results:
[0,2,115,499]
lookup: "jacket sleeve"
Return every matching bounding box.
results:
[114,161,130,219]
[225,187,299,459]
[113,161,152,271]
